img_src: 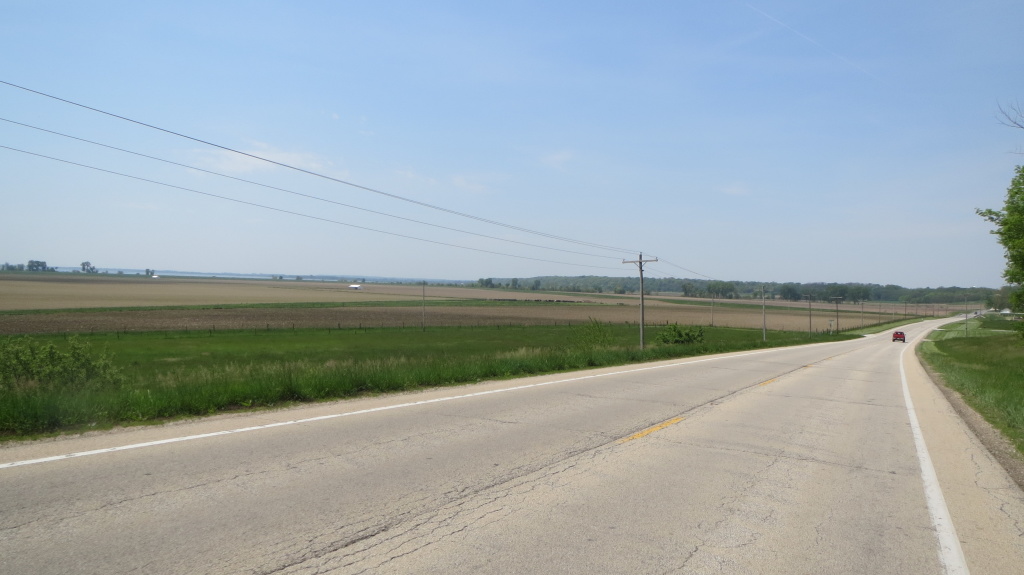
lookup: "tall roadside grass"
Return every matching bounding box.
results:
[1,323,853,439]
[919,316,1024,453]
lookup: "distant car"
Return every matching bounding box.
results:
[892,331,906,343]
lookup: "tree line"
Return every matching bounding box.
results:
[0,261,160,276]
[477,275,998,305]
[1,260,57,272]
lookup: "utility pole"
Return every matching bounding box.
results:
[711,293,715,327]
[761,285,766,342]
[803,295,812,337]
[830,297,843,333]
[964,287,976,337]
[623,253,658,349]
[421,281,426,332]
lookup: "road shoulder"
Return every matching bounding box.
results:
[916,345,1024,492]
[905,338,1024,573]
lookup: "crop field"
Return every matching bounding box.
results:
[0,273,888,436]
[0,273,925,335]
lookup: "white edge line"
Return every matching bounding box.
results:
[899,338,970,574]
[2,343,840,471]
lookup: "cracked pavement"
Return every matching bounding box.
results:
[2,319,1023,573]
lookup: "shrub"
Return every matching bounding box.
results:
[0,336,125,392]
[657,324,705,345]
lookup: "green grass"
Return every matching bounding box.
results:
[919,316,1024,453]
[0,323,854,439]
[926,316,993,341]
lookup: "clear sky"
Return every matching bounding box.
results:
[2,1,1022,288]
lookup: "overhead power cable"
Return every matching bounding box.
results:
[645,257,718,281]
[0,144,625,271]
[0,79,638,255]
[0,116,620,261]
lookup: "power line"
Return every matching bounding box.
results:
[0,144,626,271]
[1,79,722,279]
[0,116,621,262]
[0,79,639,255]
[646,257,718,281]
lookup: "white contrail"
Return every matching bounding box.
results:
[745,3,881,81]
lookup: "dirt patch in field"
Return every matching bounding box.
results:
[0,303,867,335]
[0,275,600,310]
[0,274,896,335]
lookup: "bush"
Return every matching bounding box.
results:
[0,336,124,392]
[657,324,705,345]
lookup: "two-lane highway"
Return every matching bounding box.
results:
[2,319,1022,573]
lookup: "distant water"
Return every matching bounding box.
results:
[51,268,469,284]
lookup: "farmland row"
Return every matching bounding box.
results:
[0,302,899,335]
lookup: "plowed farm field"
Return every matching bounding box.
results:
[0,274,895,335]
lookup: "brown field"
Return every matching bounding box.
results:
[0,273,913,335]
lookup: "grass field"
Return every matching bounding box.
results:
[919,315,1024,452]
[0,324,855,438]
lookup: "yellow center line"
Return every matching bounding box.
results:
[759,378,777,386]
[618,417,684,443]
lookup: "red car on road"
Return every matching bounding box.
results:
[892,331,906,342]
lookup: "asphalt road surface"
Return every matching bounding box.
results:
[2,319,1023,574]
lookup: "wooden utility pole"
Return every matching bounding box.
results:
[803,295,812,337]
[623,253,658,349]
[761,285,766,342]
[831,297,843,333]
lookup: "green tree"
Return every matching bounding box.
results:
[846,285,870,303]
[978,165,1024,311]
[987,286,1013,310]
[707,281,736,299]
[823,283,848,302]
[779,283,801,301]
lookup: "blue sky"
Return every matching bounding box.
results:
[2,1,1022,287]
